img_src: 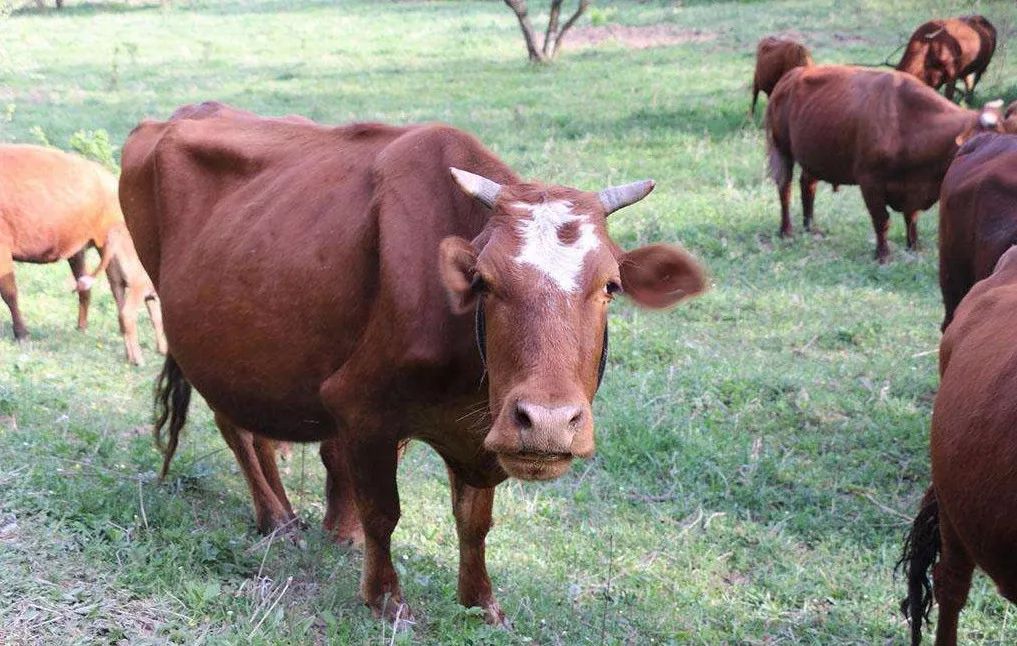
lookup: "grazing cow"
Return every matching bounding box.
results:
[0,144,166,364]
[119,103,707,625]
[751,35,813,116]
[896,16,997,101]
[765,65,1011,262]
[899,245,1017,645]
[938,131,1017,330]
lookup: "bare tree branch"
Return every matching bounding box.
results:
[551,0,590,58]
[543,0,563,58]
[503,0,546,63]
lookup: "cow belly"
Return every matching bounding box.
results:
[161,296,355,443]
[791,141,857,187]
[886,176,940,214]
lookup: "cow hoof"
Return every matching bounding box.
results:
[778,228,793,239]
[256,514,301,537]
[481,602,510,628]
[372,597,415,630]
[331,528,365,548]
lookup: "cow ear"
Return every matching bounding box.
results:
[438,236,480,314]
[619,244,708,309]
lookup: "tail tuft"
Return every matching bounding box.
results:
[154,354,192,479]
[896,487,941,646]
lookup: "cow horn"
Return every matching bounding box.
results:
[450,168,501,208]
[985,99,1004,109]
[599,179,655,215]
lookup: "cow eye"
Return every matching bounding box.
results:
[470,274,488,293]
[605,281,622,297]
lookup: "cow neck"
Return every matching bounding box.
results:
[473,295,610,391]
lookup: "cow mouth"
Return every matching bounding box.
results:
[497,451,574,481]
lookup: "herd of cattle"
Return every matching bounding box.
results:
[1,11,1016,643]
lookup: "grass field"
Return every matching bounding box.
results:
[3,0,1017,643]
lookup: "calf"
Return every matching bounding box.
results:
[765,65,1011,262]
[751,35,813,116]
[120,103,708,625]
[938,131,1017,330]
[899,245,1017,646]
[896,16,996,101]
[0,144,166,363]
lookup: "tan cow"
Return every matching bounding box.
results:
[120,103,707,625]
[765,65,1012,262]
[0,144,166,364]
[896,16,997,101]
[751,35,813,116]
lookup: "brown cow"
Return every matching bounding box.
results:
[899,245,1017,645]
[938,131,1017,330]
[119,103,707,625]
[896,16,996,101]
[751,35,813,116]
[765,65,1011,262]
[0,144,166,364]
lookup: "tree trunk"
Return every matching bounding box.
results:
[504,0,547,63]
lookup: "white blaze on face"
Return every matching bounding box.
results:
[513,200,600,293]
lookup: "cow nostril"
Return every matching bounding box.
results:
[569,410,583,427]
[514,404,533,430]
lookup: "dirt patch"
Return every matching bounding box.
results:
[568,24,717,50]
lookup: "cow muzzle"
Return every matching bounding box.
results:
[485,396,595,481]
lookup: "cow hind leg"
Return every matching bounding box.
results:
[903,212,921,251]
[771,157,794,238]
[319,439,364,545]
[860,183,892,263]
[214,411,297,535]
[144,295,168,355]
[933,511,974,646]
[447,465,506,627]
[0,246,27,341]
[800,171,819,233]
[67,250,91,331]
[118,285,146,366]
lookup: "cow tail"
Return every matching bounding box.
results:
[154,354,192,480]
[765,120,791,188]
[897,487,940,646]
[751,85,759,116]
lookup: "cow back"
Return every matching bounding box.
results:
[0,144,121,262]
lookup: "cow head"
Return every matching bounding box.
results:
[439,169,707,481]
[957,100,1015,144]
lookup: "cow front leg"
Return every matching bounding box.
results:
[319,439,364,546]
[903,211,920,251]
[67,250,91,331]
[214,411,297,534]
[342,429,412,625]
[800,170,818,233]
[860,183,892,263]
[0,246,27,341]
[447,466,506,626]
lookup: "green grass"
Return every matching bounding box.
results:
[3,0,1017,643]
